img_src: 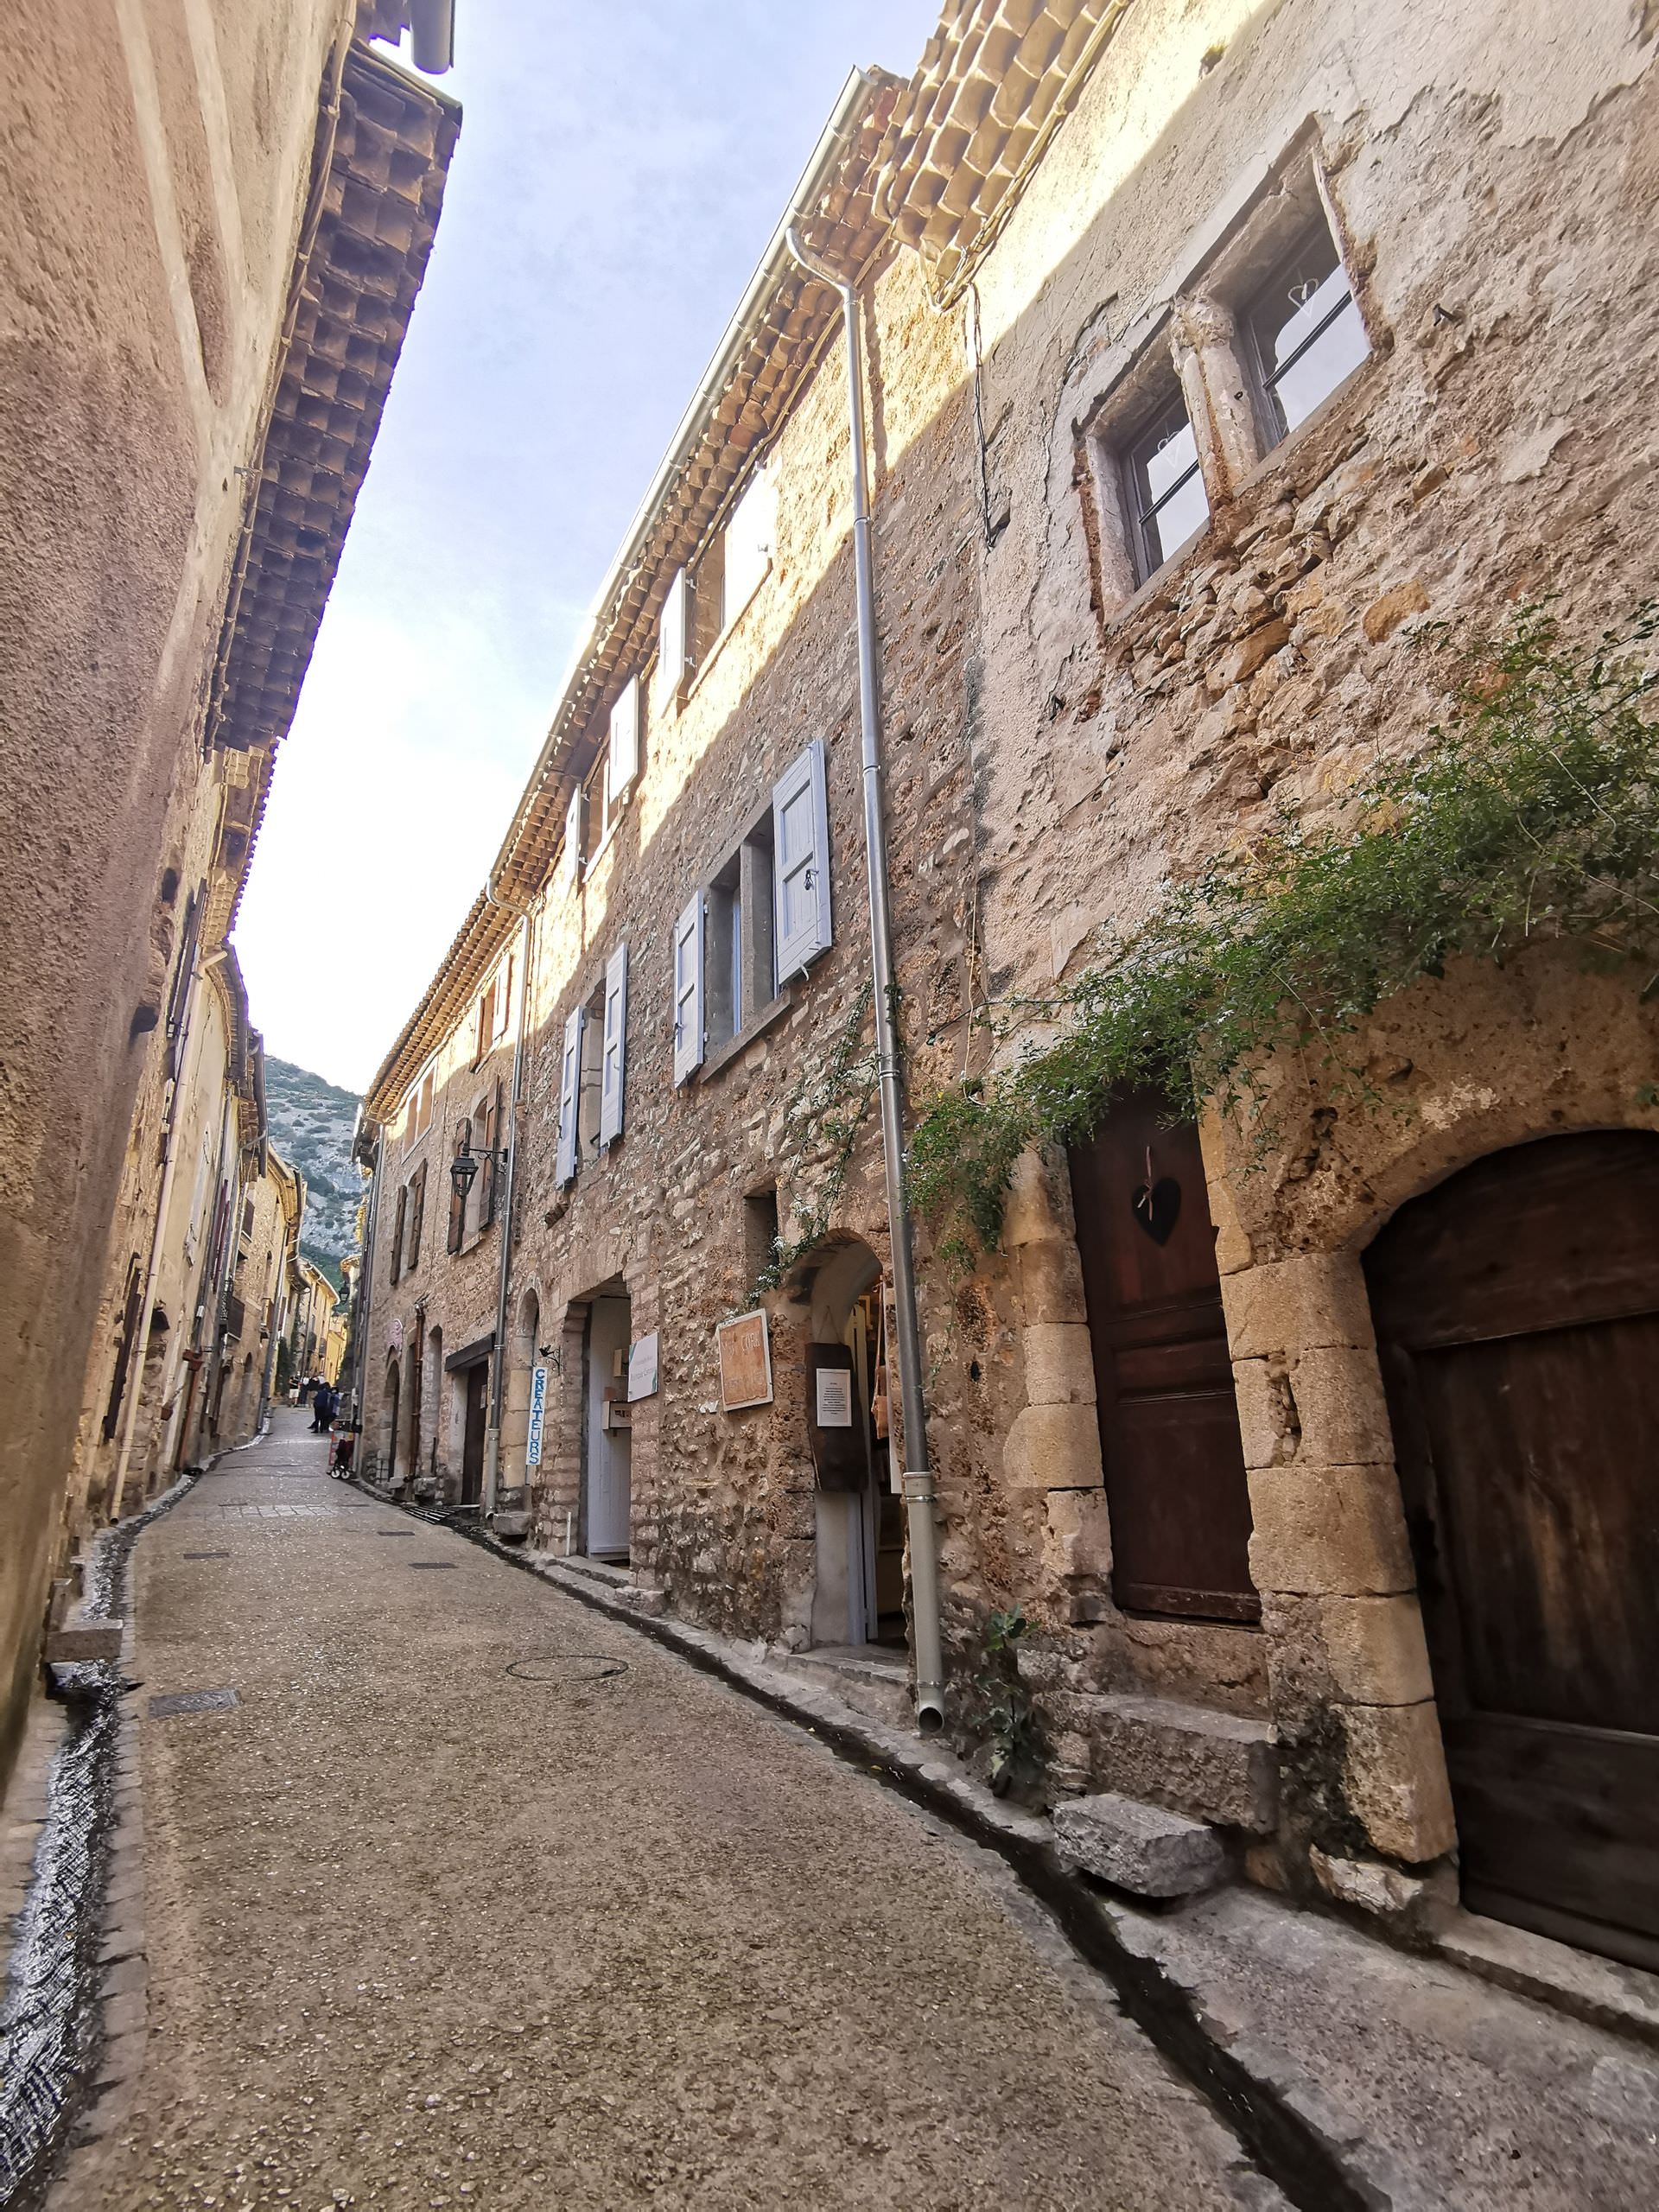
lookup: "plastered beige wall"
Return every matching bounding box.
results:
[0,0,342,1782]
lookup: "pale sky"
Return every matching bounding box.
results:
[236,2,943,1096]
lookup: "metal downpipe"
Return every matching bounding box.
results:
[785,226,944,1733]
[481,893,533,1514]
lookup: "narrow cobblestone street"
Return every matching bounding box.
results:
[58,1412,1276,2211]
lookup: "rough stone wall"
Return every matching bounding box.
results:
[0,0,344,1783]
[361,1007,520,1498]
[927,0,1659,1885]
[492,240,981,1639]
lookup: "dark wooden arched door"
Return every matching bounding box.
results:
[1365,1131,1659,1969]
[1070,1093,1258,1624]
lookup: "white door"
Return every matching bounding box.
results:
[584,1295,632,1557]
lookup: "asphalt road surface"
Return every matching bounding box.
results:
[59,1408,1280,2210]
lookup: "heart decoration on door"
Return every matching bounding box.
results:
[1131,1175,1181,1245]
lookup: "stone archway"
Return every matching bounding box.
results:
[1199,942,1659,1904]
[781,1234,906,1652]
[383,1358,401,1484]
[1365,1131,1659,1969]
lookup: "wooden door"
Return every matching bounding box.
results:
[1364,1131,1659,1969]
[461,1363,488,1504]
[1069,1094,1258,1623]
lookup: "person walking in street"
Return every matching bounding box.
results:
[310,1380,334,1433]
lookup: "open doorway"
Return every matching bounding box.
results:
[460,1362,488,1505]
[805,1239,906,1649]
[582,1286,632,1560]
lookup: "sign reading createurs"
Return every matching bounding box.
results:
[525,1363,548,1467]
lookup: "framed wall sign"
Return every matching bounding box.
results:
[716,1310,772,1411]
[626,1332,659,1402]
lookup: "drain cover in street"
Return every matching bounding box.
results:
[410,1560,457,1569]
[377,1531,416,1538]
[181,1549,230,1560]
[506,1654,629,1684]
[149,1687,238,1718]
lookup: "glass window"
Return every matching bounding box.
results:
[1244,219,1369,444]
[1122,394,1210,583]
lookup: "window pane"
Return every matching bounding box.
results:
[1142,410,1199,510]
[1268,291,1367,434]
[1144,461,1209,569]
[1125,397,1210,580]
[1249,222,1369,440]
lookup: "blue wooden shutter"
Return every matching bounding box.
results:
[772,739,832,980]
[607,677,640,803]
[672,894,704,1085]
[555,1007,584,1185]
[600,943,628,1147]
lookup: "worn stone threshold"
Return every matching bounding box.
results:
[1433,1906,1659,2050]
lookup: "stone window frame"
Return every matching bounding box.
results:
[1077,138,1376,616]
[698,801,787,1082]
[684,456,779,695]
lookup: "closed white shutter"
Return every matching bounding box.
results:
[600,943,628,1147]
[659,569,690,697]
[555,1006,584,1185]
[607,677,640,804]
[562,787,583,887]
[672,894,705,1085]
[772,739,832,980]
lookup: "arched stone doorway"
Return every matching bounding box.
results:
[383,1357,401,1484]
[799,1237,905,1650]
[1365,1129,1659,1970]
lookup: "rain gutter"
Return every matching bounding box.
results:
[783,224,944,1734]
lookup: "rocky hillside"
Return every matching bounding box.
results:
[264,1057,363,1279]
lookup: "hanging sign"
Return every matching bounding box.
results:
[525,1363,549,1467]
[716,1310,772,1410]
[815,1365,853,1427]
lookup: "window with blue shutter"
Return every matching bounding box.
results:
[672,895,704,1085]
[658,569,690,705]
[600,944,628,1147]
[607,677,640,805]
[555,1007,584,1185]
[772,740,831,981]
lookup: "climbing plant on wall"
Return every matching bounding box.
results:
[747,982,880,1302]
[907,604,1659,1264]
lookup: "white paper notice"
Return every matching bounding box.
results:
[626,1332,659,1402]
[815,1366,854,1427]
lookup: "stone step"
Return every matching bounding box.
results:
[1052,1790,1228,1897]
[1060,1690,1278,1834]
[768,1647,914,1732]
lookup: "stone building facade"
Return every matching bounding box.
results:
[0,2,457,1789]
[359,0,1659,1972]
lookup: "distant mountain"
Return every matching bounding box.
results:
[264,1057,364,1273]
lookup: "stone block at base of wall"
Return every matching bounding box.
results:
[1053,1791,1228,1897]
[1087,1691,1279,1834]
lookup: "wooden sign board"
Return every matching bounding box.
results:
[716,1310,772,1411]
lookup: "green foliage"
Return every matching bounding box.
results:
[971,1605,1040,1797]
[275,1337,292,1393]
[746,983,880,1303]
[909,605,1659,1257]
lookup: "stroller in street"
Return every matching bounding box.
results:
[327,1422,357,1479]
